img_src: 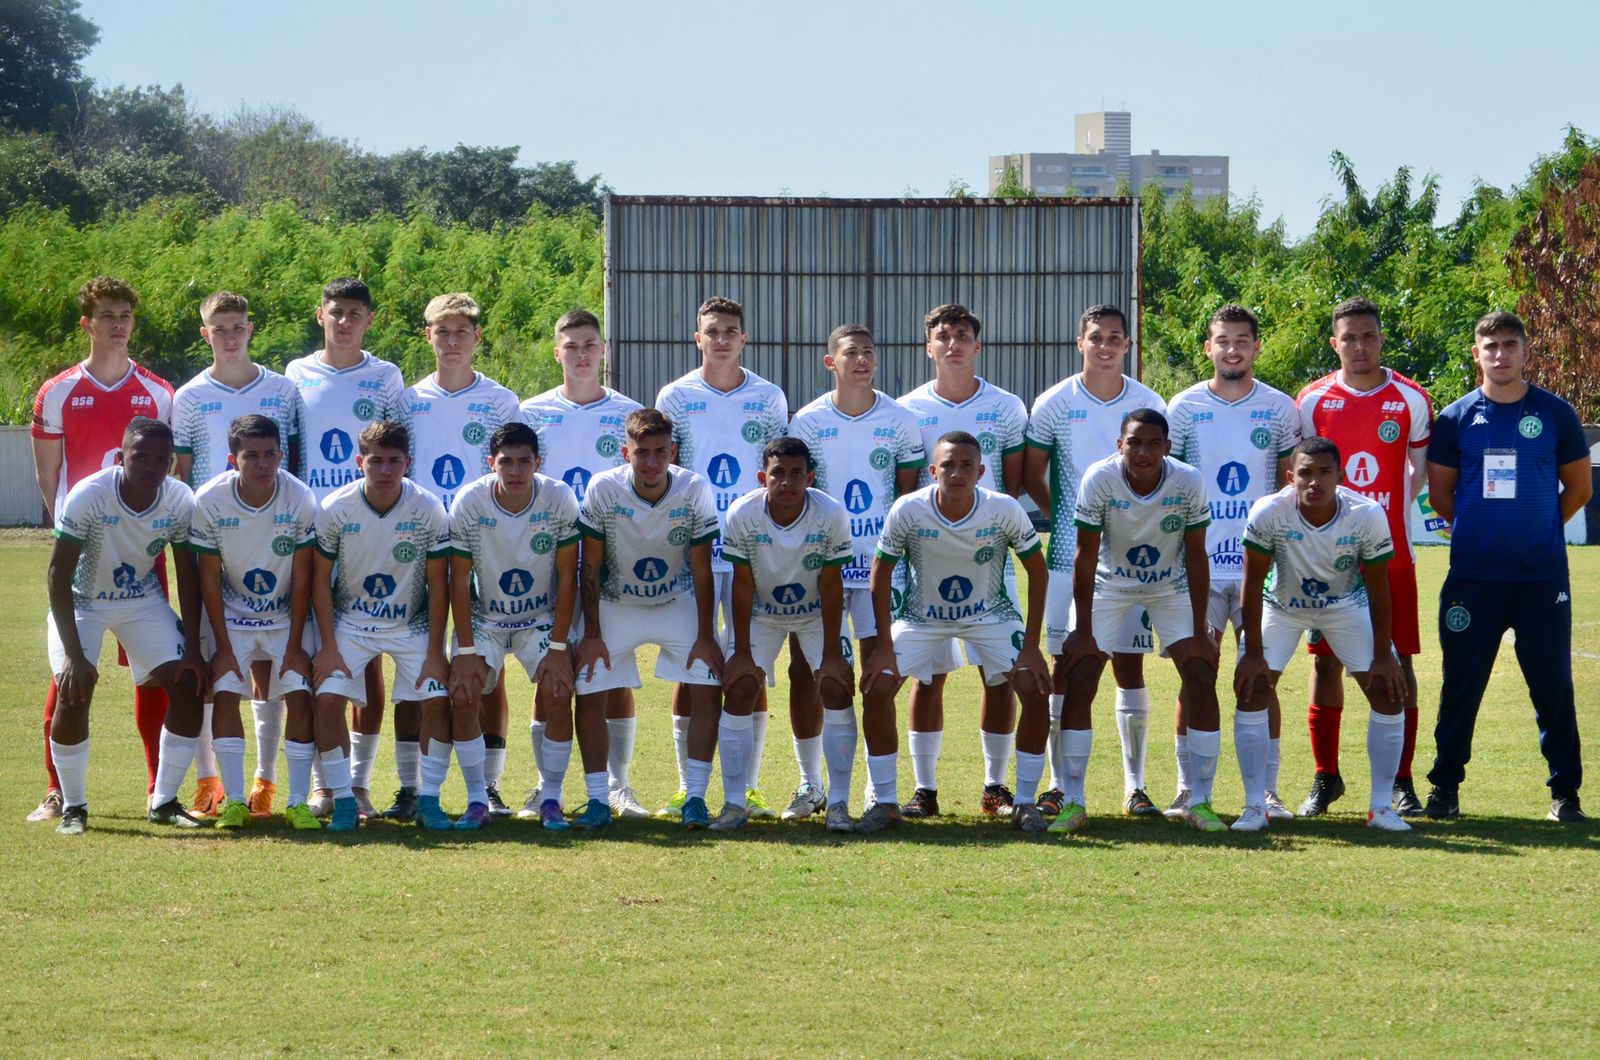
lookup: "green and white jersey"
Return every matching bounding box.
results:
[188,469,317,630]
[656,368,789,572]
[55,467,195,612]
[722,488,853,631]
[315,478,452,637]
[1074,455,1210,599]
[875,485,1041,627]
[171,366,304,488]
[577,465,720,606]
[1243,485,1394,612]
[519,386,643,503]
[449,472,580,633]
[1167,380,1300,583]
[285,351,406,500]
[898,378,1027,492]
[786,392,926,586]
[1026,374,1165,573]
[401,372,521,510]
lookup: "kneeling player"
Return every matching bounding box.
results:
[1232,437,1410,832]
[859,432,1054,834]
[715,438,857,832]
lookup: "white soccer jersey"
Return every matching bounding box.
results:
[55,467,195,613]
[171,366,305,488]
[898,378,1028,493]
[1242,485,1395,612]
[656,368,788,571]
[787,392,926,586]
[315,478,452,637]
[1026,374,1166,573]
[450,472,581,632]
[875,485,1041,627]
[285,351,406,500]
[188,469,318,630]
[1166,380,1300,583]
[401,372,521,509]
[577,465,720,605]
[722,488,853,631]
[1073,455,1210,599]
[519,386,643,503]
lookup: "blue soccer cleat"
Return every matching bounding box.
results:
[327,796,361,832]
[681,795,710,830]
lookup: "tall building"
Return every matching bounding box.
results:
[989,111,1227,202]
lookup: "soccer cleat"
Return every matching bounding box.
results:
[27,789,64,822]
[1048,802,1088,834]
[1424,785,1460,820]
[1036,788,1066,818]
[246,778,276,818]
[1548,791,1588,823]
[379,787,418,822]
[1263,791,1295,820]
[517,789,544,819]
[539,799,570,831]
[484,784,512,818]
[1013,802,1047,833]
[454,802,491,830]
[327,796,360,832]
[571,798,612,830]
[682,796,711,830]
[1367,807,1412,832]
[1298,772,1345,817]
[417,795,454,830]
[216,800,251,829]
[902,788,941,818]
[56,804,88,836]
[709,804,750,833]
[306,792,334,818]
[149,798,205,828]
[981,784,1016,817]
[609,786,650,819]
[854,802,903,835]
[283,803,322,830]
[745,788,777,820]
[354,789,379,819]
[1185,801,1228,833]
[655,788,688,819]
[781,783,826,820]
[1123,788,1161,817]
[1392,776,1425,817]
[825,802,855,834]
[189,776,226,817]
[1231,805,1269,832]
[1164,789,1192,818]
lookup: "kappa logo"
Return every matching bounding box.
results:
[938,575,973,602]
[772,583,806,606]
[1217,461,1250,497]
[844,480,874,514]
[363,573,396,599]
[432,454,466,490]
[1556,591,1570,604]
[320,429,353,465]
[499,568,534,597]
[634,557,669,583]
[242,568,278,595]
[1470,412,1488,426]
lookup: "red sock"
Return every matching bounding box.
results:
[1307,702,1342,775]
[134,685,169,795]
[43,678,61,791]
[1397,704,1418,780]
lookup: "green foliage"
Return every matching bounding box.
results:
[0,0,98,133]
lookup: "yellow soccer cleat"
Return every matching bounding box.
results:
[216,800,251,829]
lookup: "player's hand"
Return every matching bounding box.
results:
[688,634,725,680]
[1011,643,1053,697]
[312,646,350,688]
[280,643,312,684]
[816,648,856,701]
[534,645,575,701]
[1361,653,1407,705]
[1169,633,1221,670]
[1061,629,1103,670]
[178,645,208,697]
[419,649,450,695]
[574,634,610,681]
[210,645,244,687]
[449,653,488,708]
[860,643,901,696]
[1233,650,1272,704]
[721,649,762,695]
[58,655,98,709]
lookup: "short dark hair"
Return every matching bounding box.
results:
[490,421,539,456]
[1292,436,1341,464]
[935,430,983,454]
[625,408,674,443]
[322,278,372,308]
[762,436,813,469]
[1119,407,1169,438]
[555,308,601,335]
[123,416,172,447]
[923,304,981,338]
[227,414,281,454]
[1331,297,1381,331]
[358,420,408,455]
[697,296,744,328]
[1080,303,1128,335]
[828,323,873,352]
[79,276,138,316]
[1207,304,1259,340]
[1474,311,1526,341]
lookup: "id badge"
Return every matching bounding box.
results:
[1483,449,1516,499]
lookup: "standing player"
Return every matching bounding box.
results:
[1233,437,1411,832]
[1165,305,1300,819]
[897,304,1030,818]
[1022,304,1166,818]
[400,293,520,818]
[1297,298,1432,816]
[520,309,646,818]
[716,438,857,832]
[785,324,925,820]
[655,297,788,818]
[29,276,174,822]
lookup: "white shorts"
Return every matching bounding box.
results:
[1092,592,1197,658]
[749,619,854,687]
[1248,605,1381,674]
[1045,574,1154,655]
[469,623,552,693]
[843,586,878,641]
[48,601,184,686]
[212,626,311,699]
[888,620,1023,687]
[317,629,447,703]
[576,594,721,693]
[1207,581,1244,639]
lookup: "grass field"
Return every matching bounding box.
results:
[2,532,1597,1056]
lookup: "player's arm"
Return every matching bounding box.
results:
[861,552,901,694]
[1022,444,1052,514]
[310,549,348,685]
[1360,556,1405,701]
[573,535,609,680]
[894,466,921,500]
[1062,526,1101,666]
[282,545,313,682]
[420,555,450,692]
[721,561,759,692]
[535,541,579,699]
[1426,462,1459,525]
[1558,456,1593,523]
[1234,545,1273,703]
[47,535,95,707]
[685,541,723,676]
[1407,445,1427,500]
[1013,548,1052,694]
[447,553,486,707]
[171,540,207,693]
[197,551,241,686]
[172,452,194,486]
[32,436,63,524]
[1001,450,1026,500]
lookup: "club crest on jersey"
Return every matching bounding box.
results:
[320,429,353,464]
[1217,462,1250,497]
[146,538,166,556]
[392,542,419,563]
[708,454,741,489]
[869,447,893,471]
[462,422,488,446]
[596,435,620,458]
[1249,427,1272,450]
[1378,420,1401,443]
[844,480,874,514]
[802,553,825,571]
[634,557,669,583]
[1160,515,1182,534]
[973,546,995,564]
[938,575,972,602]
[1334,555,1356,571]
[432,454,465,489]
[272,535,297,557]
[667,526,691,547]
[364,573,396,599]
[243,568,277,595]
[740,421,764,444]
[1519,415,1543,439]
[530,532,555,555]
[352,398,376,422]
[772,583,806,606]
[499,568,535,597]
[978,431,998,454]
[1125,545,1160,569]
[1011,629,1025,651]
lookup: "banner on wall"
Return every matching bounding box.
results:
[1409,489,1588,545]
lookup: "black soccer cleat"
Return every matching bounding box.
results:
[1423,784,1460,820]
[484,783,512,818]
[1548,790,1588,823]
[148,798,205,828]
[380,787,420,822]
[901,787,941,818]
[56,804,88,836]
[1036,788,1066,818]
[1392,776,1425,817]
[1298,772,1345,816]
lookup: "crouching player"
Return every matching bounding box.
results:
[1232,437,1410,832]
[715,438,856,833]
[311,421,452,831]
[46,418,206,834]
[858,432,1054,834]
[448,423,581,831]
[190,415,321,829]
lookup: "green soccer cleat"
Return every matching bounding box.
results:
[215,800,251,830]
[1047,802,1088,834]
[656,788,688,819]
[745,788,777,820]
[1185,801,1228,833]
[283,803,323,831]
[417,795,453,830]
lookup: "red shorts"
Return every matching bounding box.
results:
[1308,559,1419,658]
[117,548,170,669]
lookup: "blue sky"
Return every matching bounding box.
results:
[79,0,1598,237]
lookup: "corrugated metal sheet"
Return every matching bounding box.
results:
[604,196,1140,411]
[0,427,46,526]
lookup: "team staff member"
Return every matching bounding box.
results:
[1423,312,1591,822]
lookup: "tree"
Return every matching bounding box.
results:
[0,0,98,132]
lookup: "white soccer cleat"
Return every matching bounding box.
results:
[1367,807,1412,832]
[306,793,334,818]
[708,804,750,833]
[781,783,826,820]
[1230,805,1269,832]
[1263,790,1295,820]
[1163,789,1191,818]
[609,786,650,819]
[516,789,544,820]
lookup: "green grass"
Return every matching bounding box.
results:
[2,534,1597,1055]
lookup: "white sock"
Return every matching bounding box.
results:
[607,716,635,790]
[214,736,247,803]
[1188,728,1221,805]
[909,729,943,791]
[794,735,824,789]
[1266,737,1282,793]
[980,729,1014,787]
[540,737,572,807]
[1367,710,1405,812]
[1234,710,1269,809]
[252,699,284,782]
[584,770,609,801]
[747,709,770,790]
[319,747,353,800]
[1114,687,1150,792]
[1175,733,1192,794]
[285,740,316,807]
[310,752,326,793]
[456,736,488,806]
[193,700,217,780]
[1062,728,1093,807]
[50,738,89,810]
[867,752,899,806]
[672,714,691,790]
[685,757,713,800]
[419,744,451,798]
[350,732,381,791]
[1047,693,1065,791]
[718,713,754,808]
[822,708,857,808]
[483,740,506,788]
[529,720,548,786]
[152,728,199,806]
[394,738,420,791]
[1014,750,1046,804]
